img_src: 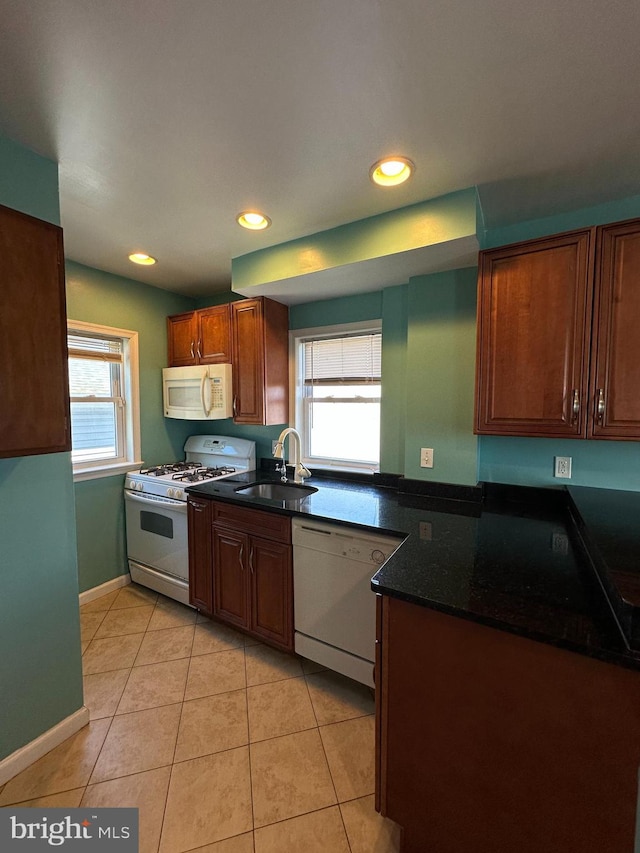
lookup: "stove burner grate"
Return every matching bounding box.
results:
[171,466,237,483]
[140,462,203,477]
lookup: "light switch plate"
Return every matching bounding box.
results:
[420,448,434,468]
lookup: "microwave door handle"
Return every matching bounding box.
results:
[200,368,213,417]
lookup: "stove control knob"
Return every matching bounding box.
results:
[127,479,136,490]
[167,488,175,498]
[136,482,144,492]
[175,489,184,500]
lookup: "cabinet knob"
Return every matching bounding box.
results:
[190,341,195,359]
[196,339,202,359]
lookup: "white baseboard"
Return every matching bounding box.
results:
[0,706,90,787]
[79,573,130,606]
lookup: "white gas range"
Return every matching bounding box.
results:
[125,435,256,605]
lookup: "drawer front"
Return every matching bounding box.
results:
[212,501,291,543]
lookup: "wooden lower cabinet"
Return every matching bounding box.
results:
[190,498,293,651]
[376,594,640,853]
[249,536,292,648]
[187,497,213,614]
[213,527,249,629]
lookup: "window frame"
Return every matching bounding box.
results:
[67,319,142,482]
[290,320,382,474]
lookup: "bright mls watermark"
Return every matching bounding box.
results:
[0,808,138,851]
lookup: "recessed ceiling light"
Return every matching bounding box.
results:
[370,157,415,187]
[236,211,271,231]
[128,252,157,265]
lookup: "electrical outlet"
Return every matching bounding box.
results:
[420,448,434,468]
[419,521,433,540]
[551,532,569,554]
[554,456,572,479]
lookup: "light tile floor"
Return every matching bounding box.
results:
[0,584,401,853]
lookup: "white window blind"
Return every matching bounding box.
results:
[304,333,381,385]
[67,333,123,362]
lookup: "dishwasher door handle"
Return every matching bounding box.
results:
[297,525,332,535]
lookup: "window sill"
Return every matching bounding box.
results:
[305,461,378,476]
[73,460,143,483]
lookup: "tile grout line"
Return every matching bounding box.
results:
[79,593,138,806]
[81,590,160,797]
[145,596,190,853]
[242,632,257,850]
[303,671,355,852]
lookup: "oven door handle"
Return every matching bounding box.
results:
[125,490,187,510]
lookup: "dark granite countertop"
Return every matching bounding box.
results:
[186,471,640,672]
[567,486,640,652]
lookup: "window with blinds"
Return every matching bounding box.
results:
[303,334,381,385]
[67,321,140,477]
[295,327,382,470]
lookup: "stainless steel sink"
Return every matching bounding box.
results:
[234,482,317,500]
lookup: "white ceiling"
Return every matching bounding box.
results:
[1,0,639,298]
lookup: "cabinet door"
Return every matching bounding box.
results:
[231,299,265,423]
[167,312,197,366]
[188,498,213,614]
[590,219,640,439]
[475,230,593,437]
[0,204,71,458]
[197,305,231,364]
[213,526,249,629]
[248,535,293,650]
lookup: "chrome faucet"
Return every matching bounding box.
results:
[273,427,311,484]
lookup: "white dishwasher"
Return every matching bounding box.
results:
[292,518,403,687]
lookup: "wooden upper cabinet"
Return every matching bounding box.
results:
[476,229,594,438]
[198,305,232,363]
[590,219,640,440]
[167,304,231,366]
[476,218,640,441]
[167,311,197,366]
[231,297,289,425]
[0,204,71,458]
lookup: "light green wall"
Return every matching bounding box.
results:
[478,195,640,492]
[0,136,83,761]
[480,192,640,250]
[289,291,382,330]
[380,285,409,474]
[403,269,478,484]
[0,135,61,225]
[233,188,477,289]
[65,262,196,592]
[288,272,478,485]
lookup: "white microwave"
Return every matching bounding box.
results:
[162,364,233,420]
